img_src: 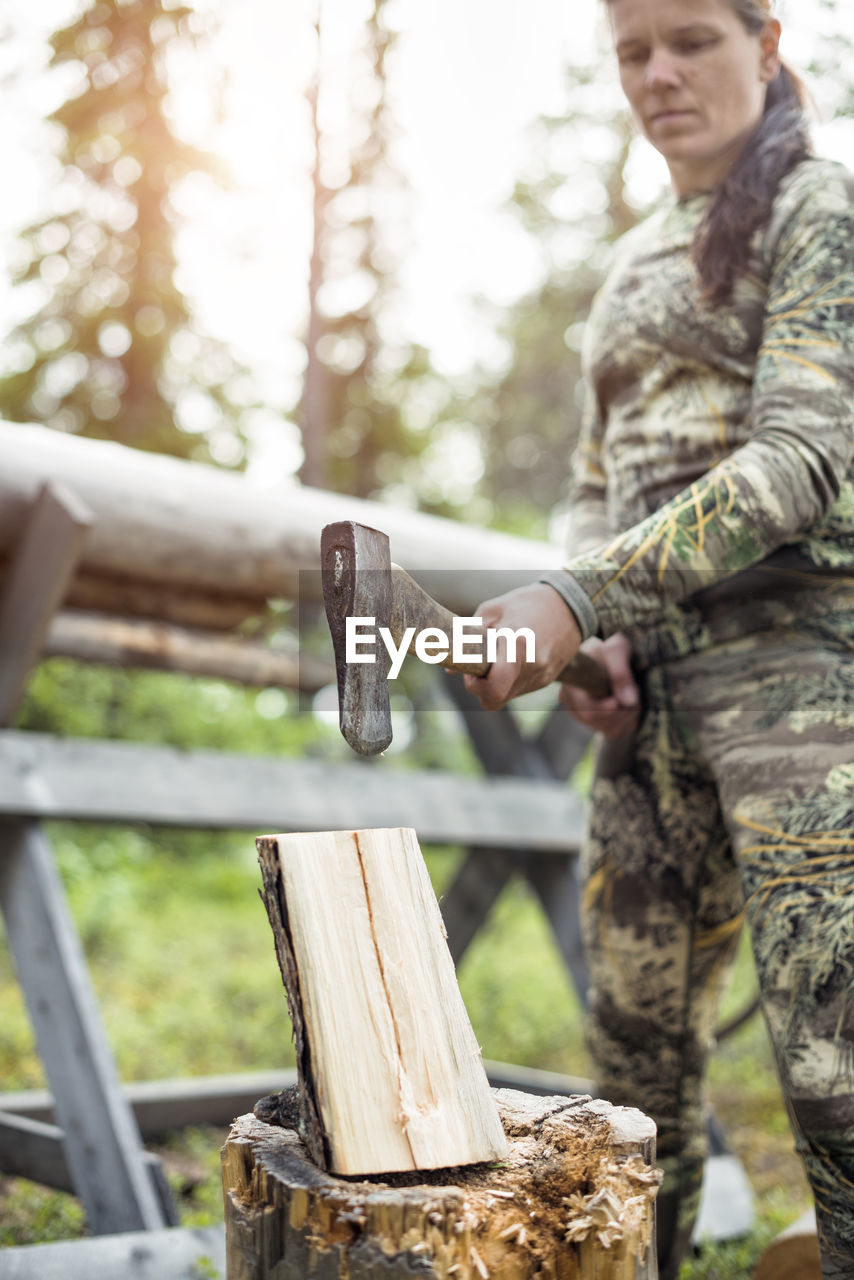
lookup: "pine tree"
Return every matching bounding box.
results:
[298,0,432,499]
[465,64,652,537]
[0,0,247,464]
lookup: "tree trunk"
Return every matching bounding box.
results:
[222,1088,660,1280]
[298,2,330,491]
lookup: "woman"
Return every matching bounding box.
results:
[464,1,854,1275]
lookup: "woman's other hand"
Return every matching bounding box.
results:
[462,584,582,712]
[559,633,640,739]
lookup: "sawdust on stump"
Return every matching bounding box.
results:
[224,1086,660,1279]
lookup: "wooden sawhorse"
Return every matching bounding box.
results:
[0,483,174,1234]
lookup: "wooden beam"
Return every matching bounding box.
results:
[441,673,553,777]
[534,703,593,781]
[0,730,585,851]
[439,846,591,996]
[0,484,173,1233]
[0,1112,178,1225]
[0,1111,75,1194]
[525,853,590,1005]
[0,1071,299,1140]
[0,1226,225,1280]
[0,821,168,1233]
[43,611,334,692]
[440,679,592,995]
[1,1067,753,1249]
[439,848,520,964]
[0,1062,596,1143]
[0,481,92,725]
[524,712,593,1002]
[484,1059,595,1097]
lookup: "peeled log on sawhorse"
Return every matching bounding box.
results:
[255,827,508,1175]
[222,1088,660,1279]
[0,419,565,625]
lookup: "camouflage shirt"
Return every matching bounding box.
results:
[542,157,854,668]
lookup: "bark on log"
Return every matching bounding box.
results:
[256,827,508,1176]
[0,555,267,631]
[44,611,334,691]
[58,568,266,631]
[0,422,562,621]
[222,1089,660,1280]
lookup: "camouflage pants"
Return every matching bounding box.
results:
[581,623,854,1279]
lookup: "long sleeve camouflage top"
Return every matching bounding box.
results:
[542,156,854,668]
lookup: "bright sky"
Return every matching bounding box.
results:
[167,0,614,388]
[1,0,852,471]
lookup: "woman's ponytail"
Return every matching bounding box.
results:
[691,62,812,304]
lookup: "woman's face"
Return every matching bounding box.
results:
[608,0,781,195]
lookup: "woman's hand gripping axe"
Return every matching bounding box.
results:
[320,520,611,756]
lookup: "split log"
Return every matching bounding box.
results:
[0,422,563,623]
[44,611,334,692]
[752,1207,820,1280]
[256,827,508,1175]
[222,1088,660,1279]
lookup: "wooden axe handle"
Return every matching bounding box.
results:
[391,566,612,699]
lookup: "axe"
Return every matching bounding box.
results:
[321,520,611,756]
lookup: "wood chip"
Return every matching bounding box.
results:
[470,1245,489,1278]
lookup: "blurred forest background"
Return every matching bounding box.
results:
[1,0,853,1271]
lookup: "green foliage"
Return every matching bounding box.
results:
[0,1180,86,1247]
[0,0,249,464]
[677,1202,793,1280]
[17,656,333,757]
[461,66,651,538]
[190,1255,223,1280]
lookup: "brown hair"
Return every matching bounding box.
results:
[608,0,813,303]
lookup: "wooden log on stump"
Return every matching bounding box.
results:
[256,827,508,1175]
[222,1087,660,1279]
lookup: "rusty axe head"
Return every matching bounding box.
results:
[321,520,394,756]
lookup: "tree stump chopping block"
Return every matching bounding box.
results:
[222,1087,661,1280]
